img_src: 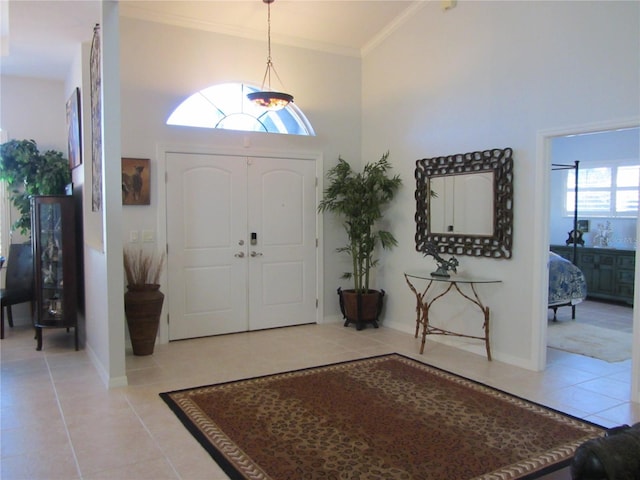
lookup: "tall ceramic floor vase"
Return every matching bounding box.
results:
[124,284,164,355]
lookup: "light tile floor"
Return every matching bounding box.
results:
[1,320,639,480]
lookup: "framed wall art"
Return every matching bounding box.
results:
[122,157,151,205]
[66,87,82,169]
[90,23,102,212]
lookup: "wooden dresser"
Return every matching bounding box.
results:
[550,245,635,305]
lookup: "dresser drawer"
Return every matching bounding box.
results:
[617,254,636,270]
[616,283,634,299]
[617,269,635,285]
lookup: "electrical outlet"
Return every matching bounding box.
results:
[130,230,139,243]
[441,0,456,10]
[142,230,155,243]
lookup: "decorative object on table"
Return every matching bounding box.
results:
[123,246,165,355]
[593,221,612,248]
[0,139,71,236]
[566,229,585,246]
[66,87,82,169]
[31,195,78,351]
[423,241,458,278]
[577,219,590,233]
[161,353,605,480]
[317,152,401,330]
[415,147,514,259]
[121,157,150,205]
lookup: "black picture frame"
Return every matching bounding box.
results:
[415,148,514,259]
[66,87,82,169]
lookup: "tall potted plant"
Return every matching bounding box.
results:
[0,139,71,236]
[318,151,401,330]
[123,247,165,355]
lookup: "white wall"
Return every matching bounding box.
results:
[3,1,638,383]
[549,127,639,248]
[362,1,640,368]
[0,76,67,249]
[0,76,67,152]
[0,76,67,321]
[118,17,363,336]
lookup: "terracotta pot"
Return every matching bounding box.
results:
[338,288,385,330]
[124,284,164,355]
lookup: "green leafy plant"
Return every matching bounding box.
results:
[318,152,402,294]
[0,139,71,235]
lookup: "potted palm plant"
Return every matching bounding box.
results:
[318,151,401,330]
[123,247,165,355]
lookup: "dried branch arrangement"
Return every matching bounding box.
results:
[123,247,165,286]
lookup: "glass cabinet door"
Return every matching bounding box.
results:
[37,201,65,320]
[31,195,78,350]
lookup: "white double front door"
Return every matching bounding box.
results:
[165,152,317,340]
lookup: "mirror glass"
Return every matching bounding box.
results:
[415,147,513,259]
[428,172,494,235]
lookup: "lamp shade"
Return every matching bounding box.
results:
[247,90,294,110]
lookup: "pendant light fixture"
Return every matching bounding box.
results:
[247,0,294,111]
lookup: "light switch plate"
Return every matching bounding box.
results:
[142,230,155,242]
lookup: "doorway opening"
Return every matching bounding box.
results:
[546,126,638,371]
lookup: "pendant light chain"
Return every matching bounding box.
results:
[247,0,294,110]
[266,0,272,89]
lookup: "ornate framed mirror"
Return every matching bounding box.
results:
[415,147,514,259]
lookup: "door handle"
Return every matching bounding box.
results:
[250,251,263,257]
[234,251,245,258]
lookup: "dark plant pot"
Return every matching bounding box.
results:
[124,284,164,356]
[338,287,385,331]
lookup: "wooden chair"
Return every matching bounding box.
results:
[1,244,34,339]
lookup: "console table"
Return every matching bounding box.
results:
[404,271,501,360]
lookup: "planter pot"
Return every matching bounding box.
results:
[124,284,164,355]
[338,287,385,331]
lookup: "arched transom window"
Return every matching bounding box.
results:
[167,83,314,136]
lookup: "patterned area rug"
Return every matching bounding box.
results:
[160,353,605,480]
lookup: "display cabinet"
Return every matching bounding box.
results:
[31,195,78,350]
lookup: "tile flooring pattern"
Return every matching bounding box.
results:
[1,317,639,479]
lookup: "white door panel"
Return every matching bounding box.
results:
[166,153,248,340]
[248,158,317,330]
[166,152,317,339]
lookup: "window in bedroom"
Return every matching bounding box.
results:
[166,83,314,136]
[566,162,640,217]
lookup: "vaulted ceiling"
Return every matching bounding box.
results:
[1,0,425,80]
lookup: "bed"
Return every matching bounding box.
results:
[549,160,586,321]
[548,251,587,320]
